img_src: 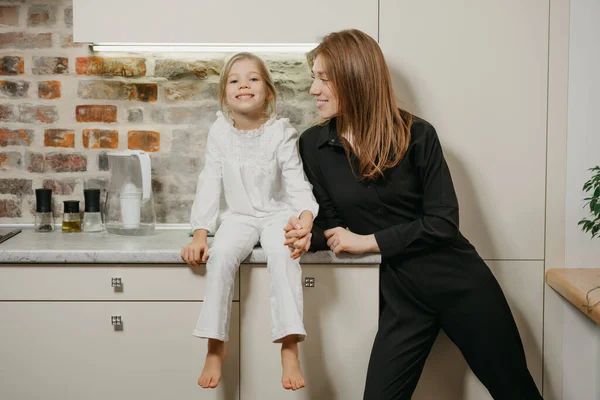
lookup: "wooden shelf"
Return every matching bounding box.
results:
[546,268,600,325]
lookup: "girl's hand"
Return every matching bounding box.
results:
[283,215,312,259]
[324,227,378,255]
[181,240,209,267]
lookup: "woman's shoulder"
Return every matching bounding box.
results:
[404,115,447,165]
[410,116,438,140]
[298,122,328,147]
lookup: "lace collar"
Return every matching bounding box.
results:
[217,111,277,138]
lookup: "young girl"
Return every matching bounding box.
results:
[181,52,318,392]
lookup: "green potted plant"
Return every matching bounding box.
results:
[578,166,600,238]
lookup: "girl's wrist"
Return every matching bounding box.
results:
[299,211,314,229]
[193,229,208,242]
[298,210,314,221]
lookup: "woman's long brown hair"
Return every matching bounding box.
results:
[308,29,412,180]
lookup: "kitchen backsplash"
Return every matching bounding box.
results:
[0,0,319,224]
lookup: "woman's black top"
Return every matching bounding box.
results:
[299,117,493,302]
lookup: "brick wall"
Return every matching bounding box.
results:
[0,0,318,224]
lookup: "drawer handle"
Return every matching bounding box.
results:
[304,277,315,287]
[111,277,122,288]
[111,315,122,326]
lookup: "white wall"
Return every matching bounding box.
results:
[564,0,600,399]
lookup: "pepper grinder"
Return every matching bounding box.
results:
[34,188,54,232]
[83,189,103,232]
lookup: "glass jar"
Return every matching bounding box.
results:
[83,189,103,232]
[62,200,81,233]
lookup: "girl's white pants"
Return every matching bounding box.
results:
[192,212,306,342]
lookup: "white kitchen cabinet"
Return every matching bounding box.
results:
[0,265,238,301]
[239,264,379,400]
[0,262,380,400]
[73,0,378,45]
[380,0,549,260]
[413,260,544,399]
[0,301,240,400]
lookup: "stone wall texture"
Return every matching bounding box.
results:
[0,0,319,224]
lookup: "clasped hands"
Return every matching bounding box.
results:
[283,217,377,259]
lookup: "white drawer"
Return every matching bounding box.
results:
[0,302,240,400]
[0,265,239,301]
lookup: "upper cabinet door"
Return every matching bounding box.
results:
[380,0,549,260]
[73,0,378,44]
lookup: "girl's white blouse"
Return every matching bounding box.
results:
[190,111,319,233]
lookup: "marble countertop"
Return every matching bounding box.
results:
[546,268,600,325]
[0,228,381,265]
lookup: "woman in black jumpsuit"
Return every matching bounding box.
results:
[284,29,543,399]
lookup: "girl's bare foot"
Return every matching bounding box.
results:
[198,339,225,389]
[280,336,305,390]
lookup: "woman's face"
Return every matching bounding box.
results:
[309,55,339,119]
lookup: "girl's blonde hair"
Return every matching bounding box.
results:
[307,29,413,181]
[219,52,277,117]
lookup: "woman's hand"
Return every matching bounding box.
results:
[283,213,313,260]
[324,227,379,255]
[181,230,210,267]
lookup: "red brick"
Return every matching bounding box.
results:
[27,5,56,27]
[27,151,44,172]
[0,7,19,26]
[0,151,21,170]
[82,129,118,149]
[78,81,157,102]
[76,105,117,123]
[0,128,33,146]
[32,56,68,75]
[38,81,61,99]
[0,104,15,122]
[0,199,21,217]
[45,153,86,172]
[127,108,143,123]
[76,57,146,77]
[131,84,157,102]
[0,80,29,98]
[44,129,74,148]
[128,130,160,152]
[0,56,23,75]
[0,178,32,195]
[43,179,77,195]
[18,104,58,124]
[0,32,52,49]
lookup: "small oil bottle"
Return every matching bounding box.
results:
[62,200,82,233]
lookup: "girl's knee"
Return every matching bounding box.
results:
[207,246,242,269]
